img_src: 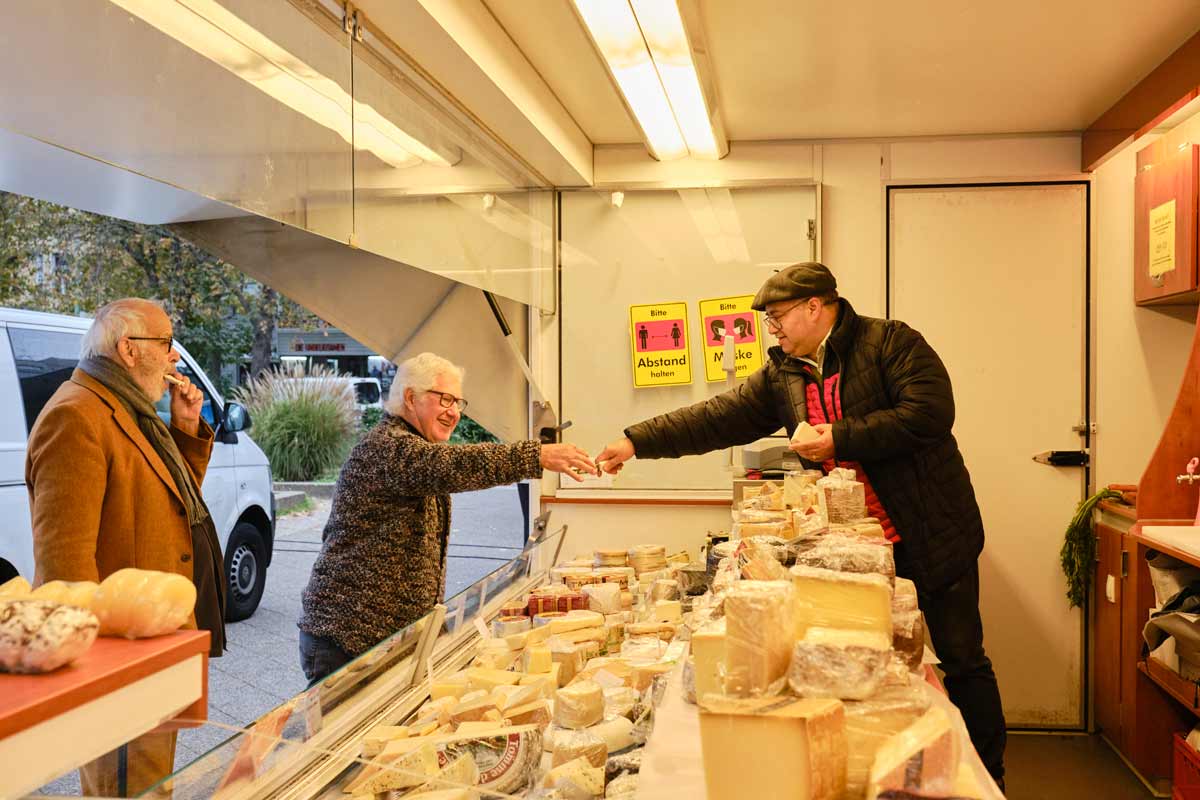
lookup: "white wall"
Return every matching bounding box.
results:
[543,134,1105,559]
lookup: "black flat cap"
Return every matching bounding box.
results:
[751,262,838,310]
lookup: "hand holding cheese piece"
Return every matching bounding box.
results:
[92,568,196,638]
[0,598,99,673]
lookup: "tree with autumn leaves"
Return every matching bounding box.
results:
[0,191,319,392]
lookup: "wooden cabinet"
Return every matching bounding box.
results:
[1134,141,1200,305]
[1094,520,1124,746]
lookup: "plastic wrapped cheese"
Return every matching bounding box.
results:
[787,627,892,700]
[554,680,605,729]
[794,534,896,580]
[892,609,927,672]
[844,684,931,798]
[582,583,621,614]
[551,727,608,767]
[723,580,796,697]
[893,577,919,613]
[92,568,196,638]
[0,598,99,673]
[818,467,867,523]
[29,580,98,610]
[867,707,959,799]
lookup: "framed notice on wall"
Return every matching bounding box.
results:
[629,302,692,387]
[1134,140,1199,305]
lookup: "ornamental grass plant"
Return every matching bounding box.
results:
[235,363,360,481]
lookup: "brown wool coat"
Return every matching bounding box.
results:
[26,370,214,613]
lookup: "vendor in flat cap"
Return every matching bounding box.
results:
[595,262,1007,789]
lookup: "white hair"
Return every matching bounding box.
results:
[79,298,164,359]
[384,352,465,414]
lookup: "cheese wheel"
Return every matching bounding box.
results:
[553,680,604,729]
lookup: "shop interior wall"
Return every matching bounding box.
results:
[540,134,1088,562]
[1092,128,1197,492]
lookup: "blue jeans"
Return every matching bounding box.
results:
[298,630,352,686]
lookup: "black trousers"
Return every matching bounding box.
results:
[298,630,353,687]
[897,546,1008,788]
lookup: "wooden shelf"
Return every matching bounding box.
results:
[1131,525,1200,569]
[1140,658,1200,716]
[0,630,209,796]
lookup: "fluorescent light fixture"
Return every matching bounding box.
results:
[573,0,725,161]
[108,0,458,169]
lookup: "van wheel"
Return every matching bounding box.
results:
[224,522,267,622]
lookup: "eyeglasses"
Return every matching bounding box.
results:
[423,390,468,412]
[762,301,807,331]
[127,335,174,351]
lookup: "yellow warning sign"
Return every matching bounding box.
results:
[698,295,764,382]
[629,302,692,388]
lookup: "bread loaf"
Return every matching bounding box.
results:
[0,598,99,673]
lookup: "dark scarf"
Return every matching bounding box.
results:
[79,356,226,656]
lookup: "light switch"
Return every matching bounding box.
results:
[1106,574,1116,603]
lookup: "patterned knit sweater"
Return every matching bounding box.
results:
[298,414,542,655]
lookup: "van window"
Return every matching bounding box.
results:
[8,327,84,433]
[356,381,381,405]
[154,361,217,428]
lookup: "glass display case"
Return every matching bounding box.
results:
[138,523,567,799]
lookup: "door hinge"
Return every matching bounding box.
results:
[343,4,363,41]
[1072,422,1097,435]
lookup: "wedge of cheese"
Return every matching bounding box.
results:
[723,580,797,697]
[790,565,892,637]
[699,696,847,800]
[866,707,959,799]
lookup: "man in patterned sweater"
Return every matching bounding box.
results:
[298,352,595,682]
[596,263,1006,789]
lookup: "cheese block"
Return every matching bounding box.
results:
[503,629,531,651]
[360,725,410,758]
[723,580,797,697]
[795,534,896,580]
[29,580,99,610]
[653,600,682,623]
[431,672,471,701]
[346,741,440,794]
[0,599,100,674]
[788,627,892,700]
[449,696,500,724]
[465,667,523,692]
[551,728,608,768]
[844,684,931,797]
[791,421,820,444]
[625,622,676,641]
[550,626,607,647]
[866,707,959,799]
[504,699,551,727]
[554,680,604,729]
[790,565,892,637]
[422,751,479,793]
[519,663,560,696]
[472,639,518,670]
[893,578,919,613]
[550,644,585,685]
[454,720,507,735]
[582,582,622,614]
[590,714,637,752]
[543,755,605,795]
[602,686,641,720]
[491,683,540,710]
[548,609,604,634]
[699,696,847,800]
[405,790,472,800]
[526,623,554,646]
[523,644,552,674]
[893,610,926,672]
[692,619,727,705]
[91,568,195,638]
[414,696,460,727]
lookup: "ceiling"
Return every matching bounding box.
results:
[476,0,1200,144]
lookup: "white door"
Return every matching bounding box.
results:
[889,183,1088,728]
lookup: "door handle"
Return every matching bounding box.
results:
[1032,450,1089,467]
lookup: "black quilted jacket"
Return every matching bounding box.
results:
[626,299,984,592]
[299,415,542,655]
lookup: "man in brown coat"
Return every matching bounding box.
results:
[26,298,227,797]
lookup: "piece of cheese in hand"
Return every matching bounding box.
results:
[792,421,820,444]
[92,568,196,638]
[700,696,847,800]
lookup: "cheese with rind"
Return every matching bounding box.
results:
[788,627,892,700]
[790,565,892,637]
[723,580,796,697]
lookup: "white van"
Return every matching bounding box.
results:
[0,307,275,621]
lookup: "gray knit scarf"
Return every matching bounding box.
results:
[78,356,226,656]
